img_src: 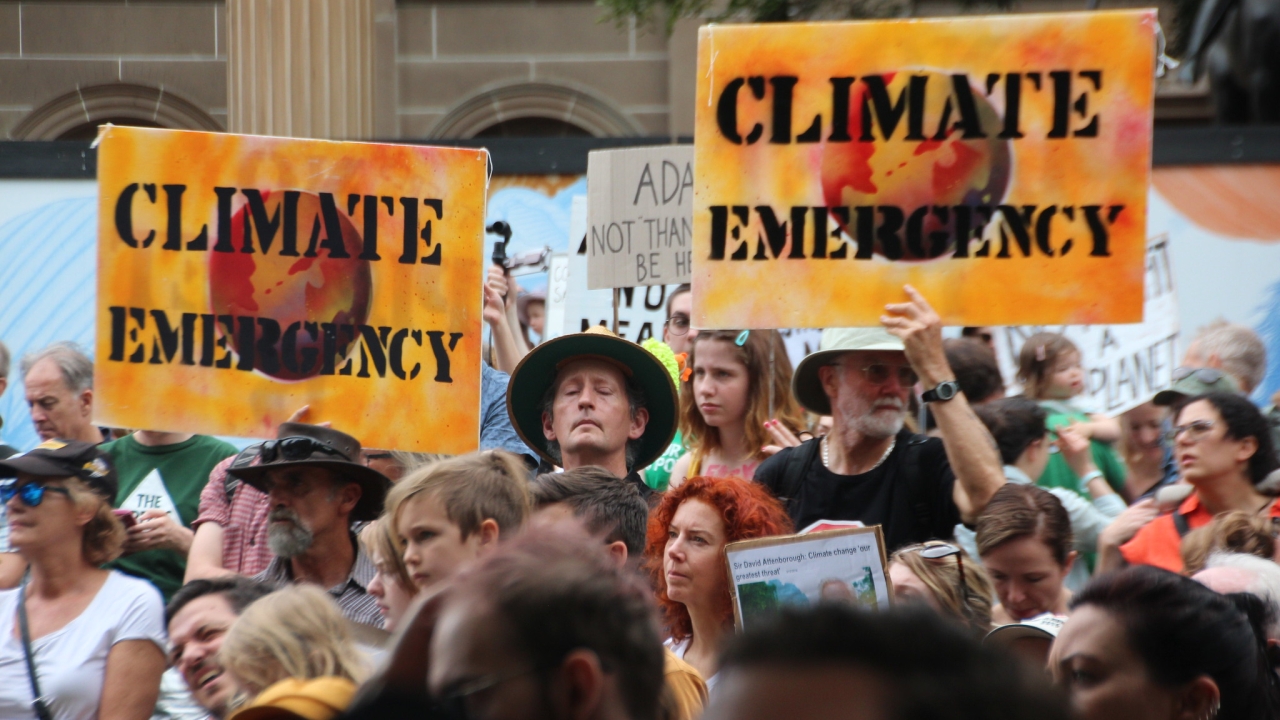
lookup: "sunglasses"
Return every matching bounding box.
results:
[856,363,919,387]
[0,480,72,507]
[236,436,352,468]
[1172,367,1229,385]
[904,542,975,605]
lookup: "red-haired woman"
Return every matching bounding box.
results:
[647,475,793,690]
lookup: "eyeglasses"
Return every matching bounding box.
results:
[664,314,691,336]
[854,364,918,387]
[1164,419,1218,445]
[0,480,71,507]
[435,666,544,720]
[1172,367,1228,384]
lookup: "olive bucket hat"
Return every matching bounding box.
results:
[792,327,906,415]
[506,326,677,471]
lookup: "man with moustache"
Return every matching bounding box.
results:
[228,423,390,629]
[754,287,1005,551]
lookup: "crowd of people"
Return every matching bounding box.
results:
[2,279,1280,720]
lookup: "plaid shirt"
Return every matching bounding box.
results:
[254,537,385,630]
[193,455,274,577]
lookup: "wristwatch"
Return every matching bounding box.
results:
[921,380,960,403]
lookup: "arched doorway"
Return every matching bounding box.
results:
[12,84,223,140]
[428,81,643,138]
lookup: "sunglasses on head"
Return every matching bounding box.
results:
[233,436,352,469]
[903,541,975,604]
[0,479,72,507]
[1172,367,1228,385]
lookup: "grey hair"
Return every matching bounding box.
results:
[1203,551,1280,639]
[540,371,646,470]
[1192,319,1267,393]
[0,340,9,380]
[20,341,93,392]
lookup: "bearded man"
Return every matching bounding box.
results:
[227,423,390,630]
[754,287,1005,551]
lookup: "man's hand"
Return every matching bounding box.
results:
[881,285,951,387]
[123,510,194,555]
[284,405,331,430]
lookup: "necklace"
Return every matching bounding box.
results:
[822,434,896,474]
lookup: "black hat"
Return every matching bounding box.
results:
[0,439,118,500]
[227,423,390,522]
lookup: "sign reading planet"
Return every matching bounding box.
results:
[209,190,372,381]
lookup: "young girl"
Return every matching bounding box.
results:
[1016,332,1126,494]
[669,330,805,486]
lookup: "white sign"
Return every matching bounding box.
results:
[587,145,694,289]
[992,234,1180,415]
[547,197,680,342]
[726,526,891,630]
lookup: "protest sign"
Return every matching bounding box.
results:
[726,526,891,630]
[95,126,487,453]
[991,234,1180,415]
[693,11,1156,328]
[587,145,694,289]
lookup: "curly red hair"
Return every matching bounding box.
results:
[645,476,793,643]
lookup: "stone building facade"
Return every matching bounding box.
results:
[0,0,1199,142]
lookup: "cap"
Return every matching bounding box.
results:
[227,677,356,720]
[0,439,117,500]
[792,327,906,415]
[984,613,1067,646]
[1153,367,1241,406]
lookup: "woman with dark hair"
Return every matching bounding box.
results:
[647,475,793,690]
[1053,565,1280,720]
[1102,392,1280,573]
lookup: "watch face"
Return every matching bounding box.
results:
[937,382,958,400]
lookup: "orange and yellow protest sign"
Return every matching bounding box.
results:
[96,127,487,453]
[693,11,1156,328]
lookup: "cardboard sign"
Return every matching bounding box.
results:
[96,127,487,453]
[992,234,1179,415]
[726,526,891,630]
[587,146,694,289]
[693,11,1156,328]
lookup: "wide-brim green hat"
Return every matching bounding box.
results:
[506,326,678,471]
[793,327,906,415]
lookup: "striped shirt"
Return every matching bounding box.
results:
[254,536,385,630]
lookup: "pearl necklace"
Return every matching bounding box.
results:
[822,435,896,473]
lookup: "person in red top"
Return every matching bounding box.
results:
[1101,392,1280,573]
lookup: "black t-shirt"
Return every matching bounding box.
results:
[754,429,960,552]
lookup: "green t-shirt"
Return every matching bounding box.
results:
[1035,400,1127,495]
[644,431,686,492]
[103,434,238,601]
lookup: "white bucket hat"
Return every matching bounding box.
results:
[791,327,906,415]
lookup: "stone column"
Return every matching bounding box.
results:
[226,0,375,139]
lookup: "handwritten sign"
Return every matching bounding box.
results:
[726,525,891,630]
[693,11,1156,328]
[992,234,1180,415]
[587,146,694,289]
[95,126,487,453]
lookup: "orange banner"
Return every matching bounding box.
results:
[693,11,1156,327]
[96,127,487,453]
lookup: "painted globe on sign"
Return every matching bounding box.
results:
[820,70,1012,261]
[209,190,372,381]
